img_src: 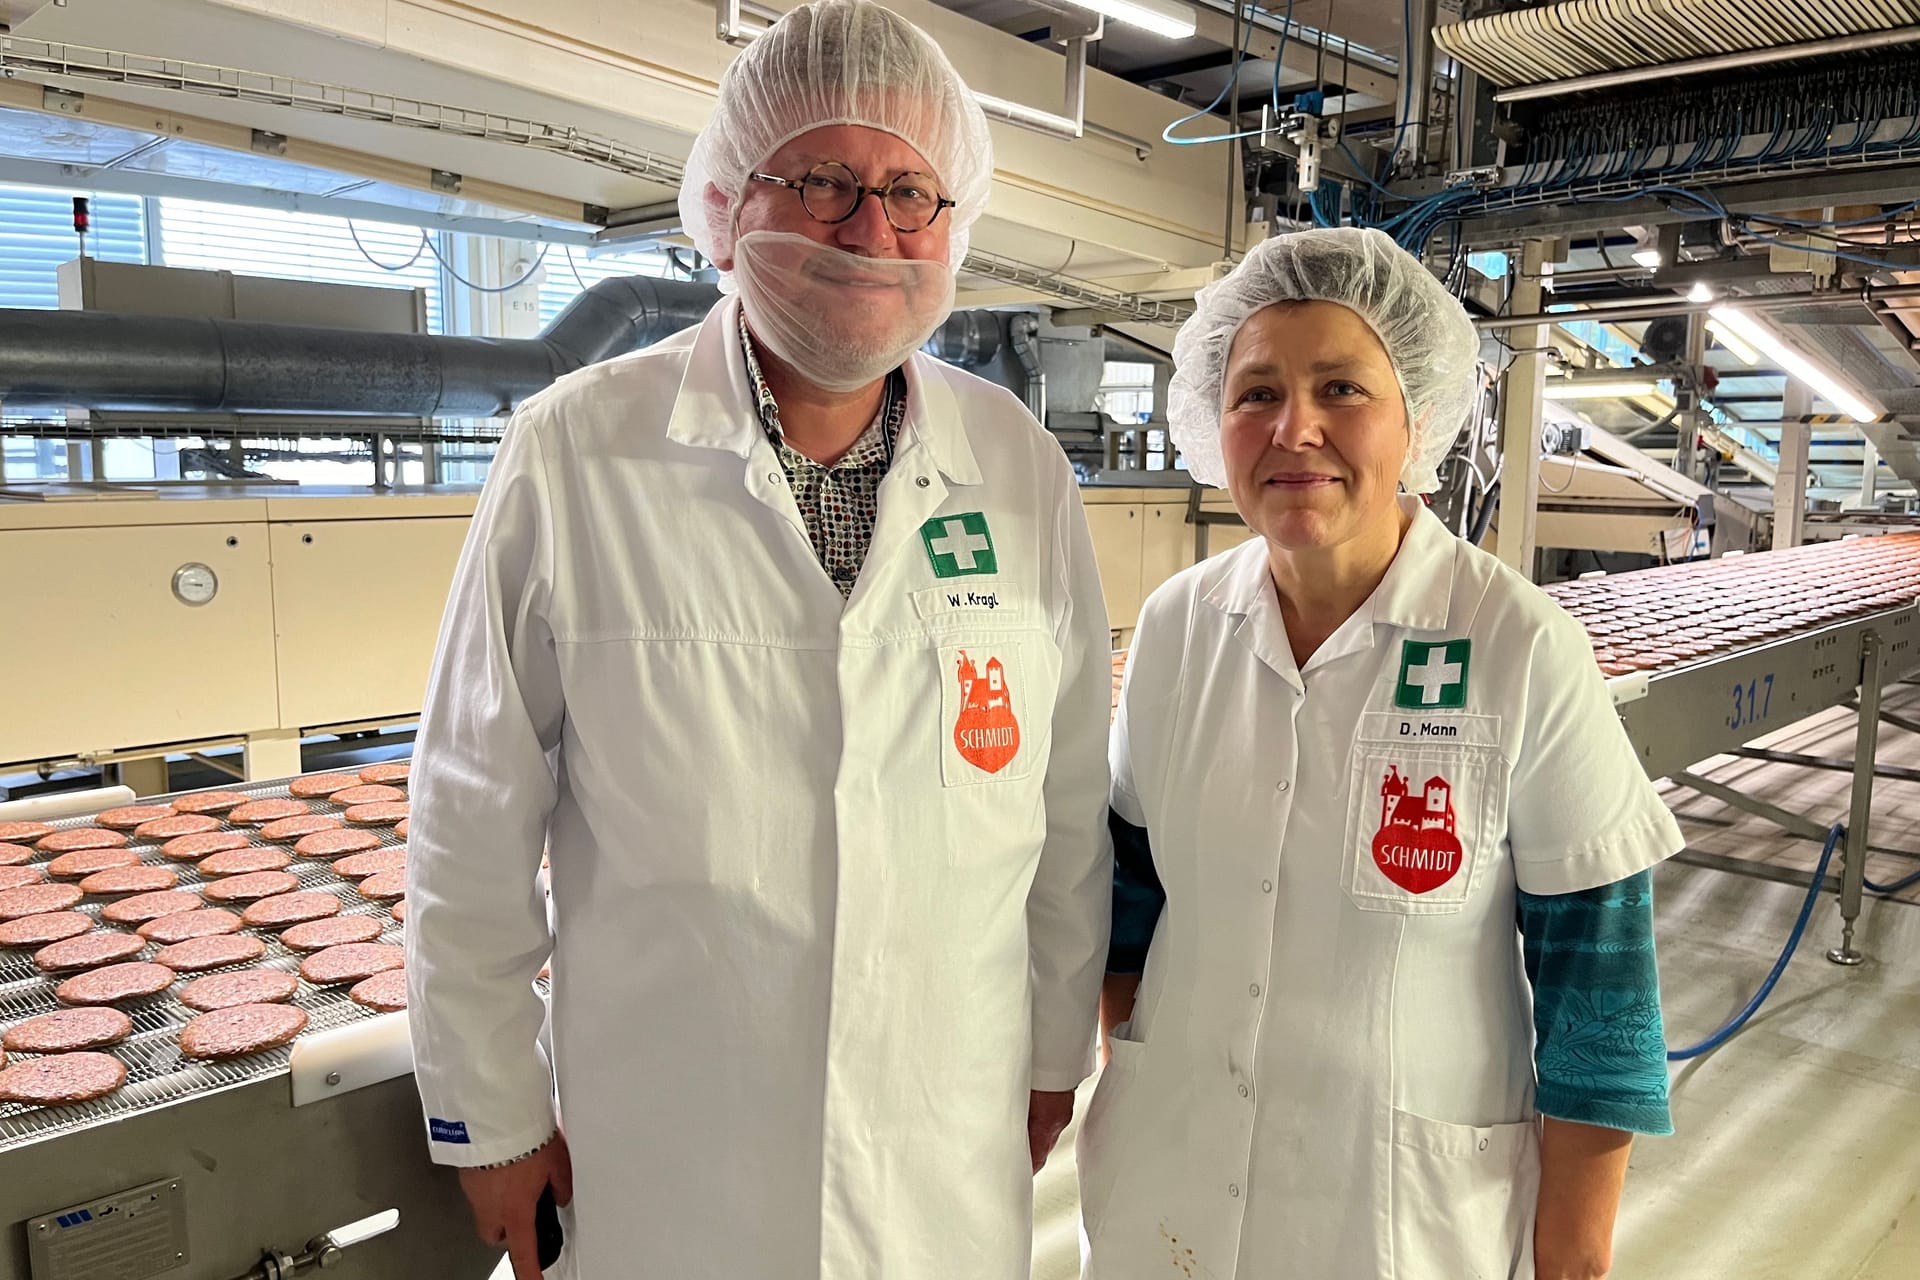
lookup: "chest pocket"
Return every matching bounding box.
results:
[1342,712,1508,915]
[936,638,1042,787]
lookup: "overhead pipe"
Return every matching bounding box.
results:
[1010,314,1047,424]
[923,311,1003,368]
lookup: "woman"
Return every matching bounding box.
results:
[1077,228,1680,1280]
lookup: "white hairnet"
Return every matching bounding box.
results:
[679,0,994,275]
[1169,227,1483,494]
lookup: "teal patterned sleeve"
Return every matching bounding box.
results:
[1517,869,1674,1136]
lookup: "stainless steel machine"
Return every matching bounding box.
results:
[0,781,503,1280]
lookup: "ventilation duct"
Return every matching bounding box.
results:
[0,277,1019,418]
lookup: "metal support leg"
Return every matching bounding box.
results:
[243,730,304,782]
[1669,770,1829,840]
[117,756,170,798]
[1829,631,1883,965]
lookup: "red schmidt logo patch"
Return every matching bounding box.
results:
[953,650,1021,774]
[1371,766,1464,894]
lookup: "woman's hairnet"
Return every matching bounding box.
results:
[1168,227,1483,493]
[679,0,994,274]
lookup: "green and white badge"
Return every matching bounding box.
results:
[1395,639,1471,709]
[920,512,998,579]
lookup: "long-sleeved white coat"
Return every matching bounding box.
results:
[405,298,1112,1279]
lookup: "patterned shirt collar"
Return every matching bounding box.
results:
[738,309,905,469]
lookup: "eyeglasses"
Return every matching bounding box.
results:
[748,161,956,234]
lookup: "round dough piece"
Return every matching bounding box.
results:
[160,832,253,862]
[241,892,341,929]
[0,1052,128,1104]
[137,909,243,944]
[259,815,344,843]
[327,784,406,807]
[34,931,146,972]
[101,890,203,925]
[299,942,405,985]
[393,818,409,839]
[95,804,176,831]
[36,828,130,854]
[170,790,250,815]
[133,813,221,841]
[280,914,384,951]
[349,968,408,1012]
[229,799,311,826]
[354,869,407,902]
[80,866,180,897]
[2,1007,133,1054]
[197,847,293,877]
[179,1003,308,1059]
[0,911,94,949]
[294,829,380,860]
[0,842,38,867]
[0,865,46,891]
[55,961,176,1006]
[47,847,142,879]
[332,848,406,879]
[288,773,362,799]
[152,933,268,972]
[344,802,409,827]
[358,762,410,785]
[202,871,302,903]
[177,968,300,1012]
[389,900,407,923]
[0,820,55,843]
[0,882,85,920]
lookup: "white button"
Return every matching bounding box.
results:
[1275,780,1290,792]
[1237,1083,1250,1098]
[916,475,931,488]
[1261,879,1274,894]
[1477,1137,1490,1151]
[1229,1184,1241,1198]
[769,472,783,484]
[1249,983,1262,998]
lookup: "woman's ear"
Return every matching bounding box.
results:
[704,183,735,272]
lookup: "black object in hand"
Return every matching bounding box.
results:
[536,1184,565,1270]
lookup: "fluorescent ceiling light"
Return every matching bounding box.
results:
[1061,0,1197,40]
[1708,306,1883,423]
[1631,248,1663,269]
[1687,281,1715,303]
[1544,379,1660,400]
[1705,319,1759,367]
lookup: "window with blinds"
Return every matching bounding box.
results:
[154,198,446,333]
[0,185,147,309]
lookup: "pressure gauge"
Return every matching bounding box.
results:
[172,562,219,607]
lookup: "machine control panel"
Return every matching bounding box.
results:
[26,1177,189,1280]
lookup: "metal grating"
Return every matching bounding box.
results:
[0,776,412,1152]
[1436,0,1920,89]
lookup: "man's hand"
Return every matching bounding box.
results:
[1028,1089,1075,1174]
[458,1133,573,1279]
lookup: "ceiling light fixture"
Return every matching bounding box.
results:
[1631,248,1663,269]
[1687,281,1715,303]
[1705,320,1759,367]
[1708,306,1883,423]
[1543,379,1661,400]
[1059,0,1198,40]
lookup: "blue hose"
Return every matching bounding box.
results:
[1667,823,1843,1061]
[1865,866,1920,895]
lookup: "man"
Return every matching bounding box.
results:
[405,4,1112,1277]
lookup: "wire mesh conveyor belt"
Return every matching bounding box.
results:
[1434,0,1920,89]
[0,776,416,1153]
[1544,532,1920,678]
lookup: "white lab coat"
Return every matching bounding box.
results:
[406,298,1112,1279]
[1079,499,1681,1280]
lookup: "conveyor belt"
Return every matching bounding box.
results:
[0,778,409,1153]
[1434,0,1920,89]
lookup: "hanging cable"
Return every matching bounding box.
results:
[424,236,550,294]
[1162,1,1274,146]
[347,221,429,271]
